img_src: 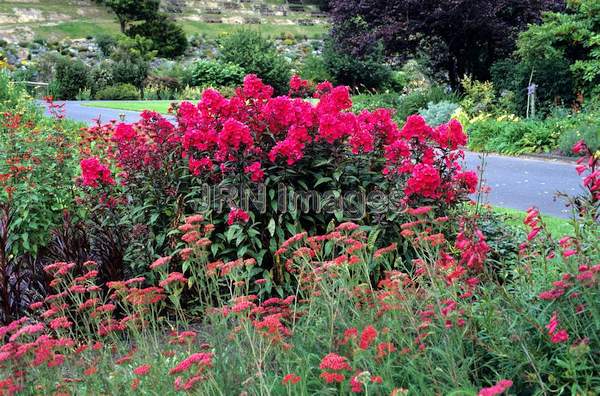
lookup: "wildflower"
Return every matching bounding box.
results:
[405,206,433,216]
[133,364,151,376]
[319,353,352,371]
[478,379,513,396]
[376,342,396,358]
[359,325,378,350]
[131,378,140,391]
[551,329,569,343]
[49,316,72,330]
[320,372,345,384]
[159,272,188,288]
[282,373,301,385]
[169,353,213,375]
[150,256,172,270]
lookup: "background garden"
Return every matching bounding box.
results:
[0,0,599,395]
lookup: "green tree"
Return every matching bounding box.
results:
[219,30,291,94]
[516,0,600,97]
[127,14,188,58]
[54,57,89,100]
[96,0,159,33]
[110,35,155,98]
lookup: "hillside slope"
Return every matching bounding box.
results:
[0,0,328,43]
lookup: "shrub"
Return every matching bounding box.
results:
[89,61,115,96]
[80,75,477,282]
[95,33,118,56]
[219,30,291,94]
[322,38,391,90]
[419,101,460,126]
[467,118,558,154]
[396,86,461,122]
[95,83,140,100]
[557,110,600,156]
[127,14,188,58]
[298,54,330,84]
[491,58,575,116]
[53,57,89,100]
[188,60,245,88]
[460,76,496,117]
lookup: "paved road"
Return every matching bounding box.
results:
[463,152,580,218]
[48,101,583,218]
[44,100,147,124]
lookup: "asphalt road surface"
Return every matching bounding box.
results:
[49,101,583,218]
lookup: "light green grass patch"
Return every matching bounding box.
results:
[82,100,177,114]
[493,206,573,238]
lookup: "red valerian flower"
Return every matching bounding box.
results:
[227,208,250,225]
[319,353,352,371]
[282,373,301,385]
[159,272,188,288]
[359,325,378,350]
[478,379,513,396]
[80,157,114,188]
[169,352,213,375]
[133,364,151,376]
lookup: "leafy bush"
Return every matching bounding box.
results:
[556,107,600,156]
[89,61,115,96]
[0,96,80,258]
[467,118,559,154]
[396,86,461,122]
[419,101,460,126]
[189,60,245,88]
[491,58,575,117]
[53,57,89,100]
[219,30,291,94]
[95,33,118,56]
[95,83,140,100]
[460,76,496,117]
[298,54,330,84]
[322,38,391,90]
[80,75,477,284]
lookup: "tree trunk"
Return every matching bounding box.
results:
[119,17,126,33]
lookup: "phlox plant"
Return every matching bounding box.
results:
[78,74,477,292]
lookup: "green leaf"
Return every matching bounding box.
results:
[268,218,276,237]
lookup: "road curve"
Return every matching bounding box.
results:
[48,101,584,218]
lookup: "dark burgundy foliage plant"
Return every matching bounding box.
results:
[329,0,565,88]
[0,203,48,325]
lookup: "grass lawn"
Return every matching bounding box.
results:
[492,206,573,238]
[82,100,176,114]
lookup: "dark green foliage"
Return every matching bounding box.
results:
[491,58,575,116]
[88,61,115,96]
[96,0,160,32]
[516,0,600,98]
[54,57,89,100]
[109,36,154,97]
[329,0,564,89]
[219,30,291,94]
[95,33,118,56]
[94,83,140,100]
[322,38,391,90]
[467,118,559,154]
[127,14,188,58]
[189,60,246,87]
[299,54,331,83]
